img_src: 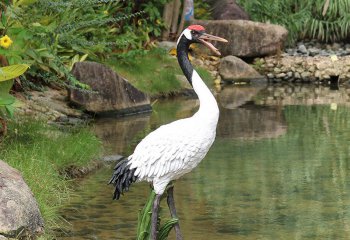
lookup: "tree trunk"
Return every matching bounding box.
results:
[162,0,175,40]
[177,0,189,37]
[170,0,181,38]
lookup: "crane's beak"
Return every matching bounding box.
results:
[198,33,228,56]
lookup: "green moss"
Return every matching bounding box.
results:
[0,119,102,238]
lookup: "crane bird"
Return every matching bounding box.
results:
[109,25,227,240]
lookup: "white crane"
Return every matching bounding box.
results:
[109,25,227,240]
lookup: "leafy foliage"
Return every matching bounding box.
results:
[0,0,166,89]
[237,0,350,43]
[194,0,212,20]
[137,189,178,240]
[0,64,28,126]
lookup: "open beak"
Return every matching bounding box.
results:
[198,33,228,56]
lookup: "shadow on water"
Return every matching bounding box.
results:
[59,84,350,239]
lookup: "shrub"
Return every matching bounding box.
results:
[237,0,350,44]
[0,0,166,89]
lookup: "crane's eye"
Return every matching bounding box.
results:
[191,30,200,38]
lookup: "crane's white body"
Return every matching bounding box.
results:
[128,70,219,194]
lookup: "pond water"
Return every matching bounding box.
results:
[59,84,350,239]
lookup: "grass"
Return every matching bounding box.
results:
[108,48,213,97]
[0,118,102,238]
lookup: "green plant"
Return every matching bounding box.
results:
[110,48,183,96]
[0,64,29,136]
[306,0,350,42]
[194,0,212,20]
[0,119,102,238]
[0,0,166,90]
[137,189,178,240]
[237,0,350,44]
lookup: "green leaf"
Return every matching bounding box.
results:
[0,80,14,95]
[0,93,15,106]
[5,104,14,118]
[158,218,179,240]
[0,64,30,82]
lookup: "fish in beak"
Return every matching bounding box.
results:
[198,33,228,56]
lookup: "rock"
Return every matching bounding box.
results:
[101,155,125,163]
[193,20,288,57]
[0,161,44,239]
[276,73,286,78]
[69,62,151,116]
[157,41,176,52]
[297,44,308,54]
[308,47,320,57]
[218,55,264,82]
[211,0,250,20]
[266,73,275,79]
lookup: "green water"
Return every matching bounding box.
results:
[59,85,350,239]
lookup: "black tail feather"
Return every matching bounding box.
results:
[108,158,138,200]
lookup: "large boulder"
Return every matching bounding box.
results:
[219,55,264,82]
[0,161,44,239]
[193,20,288,57]
[212,0,250,20]
[69,62,151,116]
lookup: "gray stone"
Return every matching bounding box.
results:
[308,47,320,57]
[101,155,125,163]
[157,41,176,51]
[0,161,44,239]
[298,44,308,54]
[218,55,263,82]
[69,62,151,116]
[193,20,288,57]
[301,71,311,79]
[276,73,286,78]
[267,73,275,79]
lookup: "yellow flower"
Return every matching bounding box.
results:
[103,10,108,15]
[156,19,161,25]
[0,35,13,49]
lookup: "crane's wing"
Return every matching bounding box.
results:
[128,119,213,180]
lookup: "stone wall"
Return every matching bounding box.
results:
[260,55,350,83]
[254,85,350,106]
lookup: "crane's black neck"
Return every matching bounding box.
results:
[177,35,193,85]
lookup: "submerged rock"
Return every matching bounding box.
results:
[69,62,151,116]
[0,161,44,239]
[193,20,288,57]
[219,55,264,82]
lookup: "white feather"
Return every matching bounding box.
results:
[128,70,219,195]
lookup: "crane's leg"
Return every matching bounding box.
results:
[167,186,183,240]
[150,194,162,240]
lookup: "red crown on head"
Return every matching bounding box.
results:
[187,25,205,31]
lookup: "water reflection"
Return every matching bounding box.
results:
[94,114,151,155]
[255,84,350,106]
[59,84,350,239]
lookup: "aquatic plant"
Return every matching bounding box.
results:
[137,189,179,240]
